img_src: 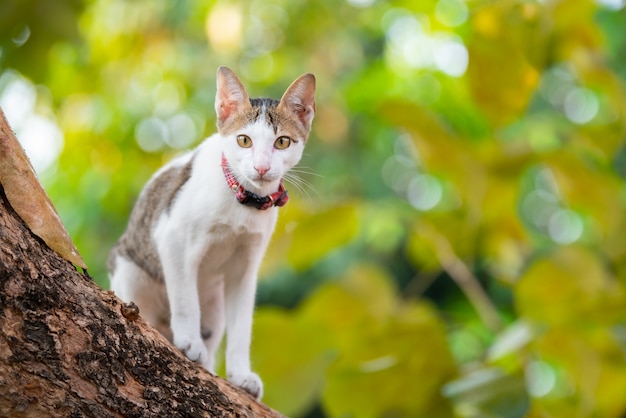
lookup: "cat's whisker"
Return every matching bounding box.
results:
[289,179,315,196]
[289,166,324,179]
[283,171,318,200]
[283,173,309,194]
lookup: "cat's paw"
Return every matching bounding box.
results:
[174,335,210,368]
[228,371,263,400]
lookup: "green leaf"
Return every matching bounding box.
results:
[252,308,332,417]
[466,2,543,126]
[515,246,622,326]
[321,300,457,418]
[287,203,359,271]
[443,367,529,418]
[310,267,457,417]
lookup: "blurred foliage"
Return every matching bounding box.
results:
[2,0,626,416]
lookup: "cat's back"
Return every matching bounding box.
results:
[140,151,196,214]
[108,150,196,279]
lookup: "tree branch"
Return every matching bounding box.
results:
[425,226,503,333]
[0,112,282,417]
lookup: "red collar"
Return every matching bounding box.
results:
[221,154,289,210]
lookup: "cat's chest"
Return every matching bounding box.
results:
[173,182,277,243]
[197,222,265,276]
[201,199,277,236]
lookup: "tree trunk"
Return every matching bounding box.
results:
[0,123,282,417]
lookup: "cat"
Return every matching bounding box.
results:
[108,66,315,399]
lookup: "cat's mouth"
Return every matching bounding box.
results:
[257,175,278,183]
[248,177,280,190]
[248,170,280,184]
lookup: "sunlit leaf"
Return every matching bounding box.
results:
[487,320,535,362]
[287,203,359,271]
[252,308,332,417]
[308,267,456,417]
[532,326,626,417]
[443,367,529,418]
[466,1,543,126]
[546,151,625,246]
[0,108,86,269]
[515,246,622,326]
[322,300,457,418]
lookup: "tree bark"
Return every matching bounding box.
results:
[0,144,282,417]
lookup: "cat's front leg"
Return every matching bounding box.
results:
[224,259,263,399]
[171,299,211,369]
[158,236,211,370]
[199,276,226,373]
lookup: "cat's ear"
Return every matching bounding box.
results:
[215,66,251,123]
[278,73,316,132]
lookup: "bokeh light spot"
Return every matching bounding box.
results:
[347,0,376,7]
[526,361,556,398]
[433,37,469,77]
[0,72,64,173]
[165,113,198,149]
[135,117,167,152]
[435,0,468,27]
[548,209,584,244]
[206,4,243,53]
[564,87,599,125]
[407,174,443,211]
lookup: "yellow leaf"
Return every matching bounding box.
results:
[0,108,86,269]
[255,267,458,417]
[547,151,624,245]
[467,3,542,126]
[287,203,359,271]
[252,308,331,417]
[515,246,620,326]
[533,327,626,417]
[322,300,457,418]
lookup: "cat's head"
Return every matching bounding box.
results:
[215,66,315,196]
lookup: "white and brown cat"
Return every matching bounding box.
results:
[108,67,315,399]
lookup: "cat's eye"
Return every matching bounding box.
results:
[237,134,252,148]
[274,136,292,150]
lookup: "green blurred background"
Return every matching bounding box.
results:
[2,0,626,416]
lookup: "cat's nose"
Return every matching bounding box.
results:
[255,165,270,177]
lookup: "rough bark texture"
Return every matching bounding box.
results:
[0,183,282,416]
